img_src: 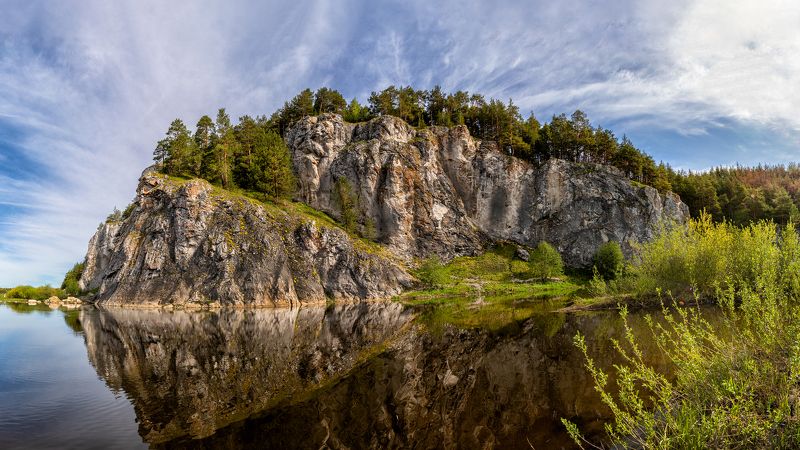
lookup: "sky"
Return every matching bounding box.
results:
[1,0,799,286]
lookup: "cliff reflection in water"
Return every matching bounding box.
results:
[80,303,413,444]
[82,305,671,449]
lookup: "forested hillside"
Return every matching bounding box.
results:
[152,86,800,225]
[669,165,800,225]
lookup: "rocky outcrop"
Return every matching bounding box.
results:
[288,114,689,266]
[79,171,413,306]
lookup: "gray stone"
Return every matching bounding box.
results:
[515,247,530,262]
[79,171,414,307]
[287,114,689,267]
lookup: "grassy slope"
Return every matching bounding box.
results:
[400,244,590,331]
[157,174,399,263]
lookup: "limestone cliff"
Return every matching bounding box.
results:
[288,113,689,266]
[79,170,413,306]
[81,113,688,305]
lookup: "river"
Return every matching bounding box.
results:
[0,301,674,449]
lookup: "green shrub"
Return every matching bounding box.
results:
[586,267,608,296]
[630,213,795,300]
[510,260,530,278]
[565,220,800,448]
[5,285,63,300]
[61,262,85,296]
[106,207,123,223]
[121,201,136,219]
[529,242,564,280]
[416,256,449,288]
[594,241,624,280]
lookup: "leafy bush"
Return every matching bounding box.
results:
[416,257,449,288]
[5,285,63,300]
[630,213,795,300]
[121,201,136,219]
[594,241,624,280]
[565,220,800,448]
[586,267,608,296]
[106,207,123,223]
[529,242,564,280]
[510,260,530,278]
[61,262,85,296]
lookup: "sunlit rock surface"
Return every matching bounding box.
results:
[79,170,413,306]
[288,114,689,266]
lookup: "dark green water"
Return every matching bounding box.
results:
[0,301,673,449]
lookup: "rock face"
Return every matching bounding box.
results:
[79,171,413,306]
[287,114,689,266]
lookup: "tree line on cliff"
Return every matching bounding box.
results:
[154,86,800,225]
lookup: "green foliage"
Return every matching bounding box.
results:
[250,130,296,199]
[528,242,564,280]
[510,259,530,277]
[404,245,582,331]
[669,164,800,225]
[630,213,800,301]
[333,177,358,233]
[153,109,294,200]
[5,285,63,300]
[587,267,608,296]
[154,118,199,176]
[363,216,377,240]
[594,241,624,280]
[106,206,123,223]
[416,256,449,288]
[566,219,800,449]
[342,98,371,122]
[313,87,347,114]
[121,201,136,219]
[60,262,85,296]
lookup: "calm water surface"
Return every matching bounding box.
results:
[0,301,675,449]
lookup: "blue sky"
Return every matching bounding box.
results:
[1,0,799,286]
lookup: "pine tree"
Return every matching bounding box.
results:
[153,119,197,176]
[195,115,216,179]
[213,108,236,188]
[313,87,347,114]
[250,130,295,199]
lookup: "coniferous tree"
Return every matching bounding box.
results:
[343,98,371,122]
[195,115,216,179]
[213,108,236,188]
[250,130,295,199]
[313,87,347,114]
[153,119,197,176]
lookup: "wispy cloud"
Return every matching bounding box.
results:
[0,0,798,285]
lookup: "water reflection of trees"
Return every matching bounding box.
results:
[80,303,412,444]
[160,310,674,449]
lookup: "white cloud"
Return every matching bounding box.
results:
[1,0,799,285]
[0,0,355,285]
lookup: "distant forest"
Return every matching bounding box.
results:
[154,86,800,225]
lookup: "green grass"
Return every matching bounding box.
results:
[158,174,395,260]
[400,244,586,330]
[4,285,64,301]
